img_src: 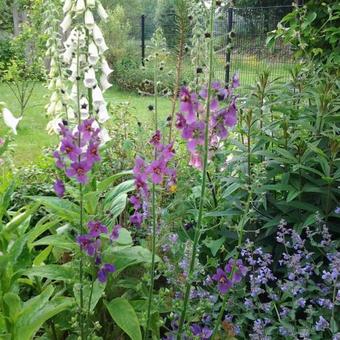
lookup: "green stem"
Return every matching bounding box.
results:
[144,184,157,340]
[176,3,215,338]
[211,293,228,338]
[76,36,86,340]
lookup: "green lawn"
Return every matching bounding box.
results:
[0,83,171,166]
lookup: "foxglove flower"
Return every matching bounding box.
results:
[60,13,72,33]
[63,0,72,13]
[66,160,92,184]
[75,0,86,13]
[84,67,97,88]
[85,9,95,29]
[97,2,109,21]
[77,234,100,257]
[93,85,105,106]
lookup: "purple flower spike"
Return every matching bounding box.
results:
[79,118,95,142]
[150,130,162,150]
[98,263,116,283]
[87,220,108,237]
[54,179,65,198]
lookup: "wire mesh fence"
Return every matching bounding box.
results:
[141,5,295,87]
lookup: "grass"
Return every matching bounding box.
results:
[0,83,171,166]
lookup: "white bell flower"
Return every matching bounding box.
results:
[97,2,108,22]
[100,74,112,92]
[60,13,72,33]
[75,0,86,13]
[101,58,113,76]
[92,24,104,46]
[55,100,63,113]
[56,78,63,89]
[98,40,108,54]
[97,104,110,123]
[46,116,63,135]
[70,84,78,101]
[99,127,111,145]
[47,101,56,116]
[88,42,99,65]
[85,10,95,29]
[67,107,76,121]
[2,108,22,135]
[62,47,73,64]
[92,85,105,106]
[84,67,97,88]
[80,96,89,118]
[63,0,73,13]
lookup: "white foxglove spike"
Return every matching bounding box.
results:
[85,10,95,29]
[92,85,105,106]
[97,104,110,123]
[100,74,112,92]
[97,2,108,22]
[2,108,22,135]
[75,0,86,13]
[101,58,113,76]
[88,42,99,65]
[60,13,72,33]
[92,24,104,46]
[84,67,97,88]
[87,0,96,7]
[63,0,72,13]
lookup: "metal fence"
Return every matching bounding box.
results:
[141,5,295,86]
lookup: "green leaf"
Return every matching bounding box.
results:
[73,280,105,312]
[116,228,133,246]
[27,219,61,250]
[103,193,128,225]
[32,234,78,252]
[3,292,22,321]
[203,237,225,256]
[97,170,133,192]
[30,196,81,223]
[33,246,52,266]
[105,297,142,340]
[24,264,76,282]
[105,180,135,200]
[104,246,160,273]
[13,286,74,340]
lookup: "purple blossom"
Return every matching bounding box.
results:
[130,212,143,227]
[149,130,162,149]
[53,151,65,169]
[180,87,199,124]
[190,324,212,339]
[97,263,115,283]
[110,224,121,241]
[315,316,329,332]
[60,137,81,161]
[77,234,100,257]
[189,151,203,170]
[66,160,92,184]
[87,220,108,237]
[335,207,340,214]
[86,141,101,165]
[182,120,205,153]
[147,159,167,184]
[212,268,233,294]
[54,179,65,198]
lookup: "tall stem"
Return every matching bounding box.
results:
[211,293,228,338]
[76,36,86,340]
[176,3,215,338]
[144,55,160,339]
[144,184,157,340]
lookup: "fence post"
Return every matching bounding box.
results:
[141,15,145,66]
[225,7,233,87]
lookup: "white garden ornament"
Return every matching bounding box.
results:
[0,103,22,135]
